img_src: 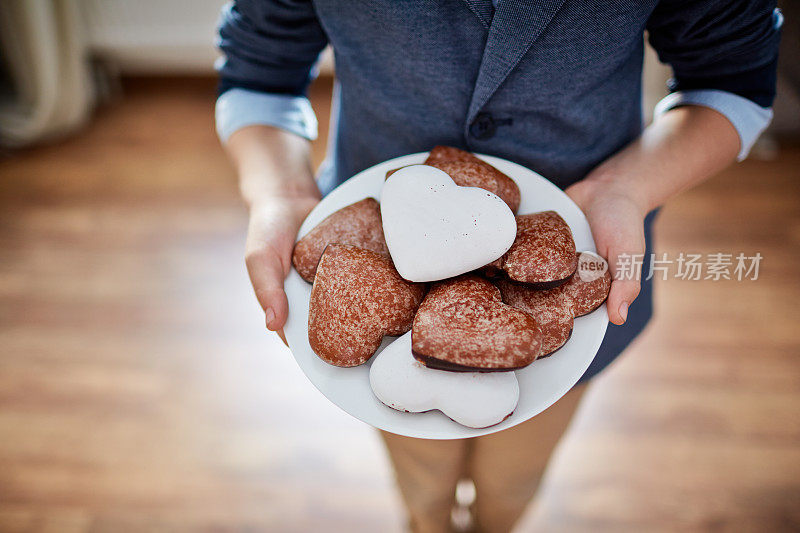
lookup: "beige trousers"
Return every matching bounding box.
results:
[381,384,587,533]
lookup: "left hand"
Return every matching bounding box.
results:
[565,178,647,325]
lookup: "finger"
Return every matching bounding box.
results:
[246,247,290,331]
[604,243,643,325]
[601,223,645,325]
[607,278,640,325]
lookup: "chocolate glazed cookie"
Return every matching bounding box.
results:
[308,244,425,367]
[497,251,612,357]
[292,198,388,283]
[411,275,542,371]
[496,278,575,357]
[500,211,578,287]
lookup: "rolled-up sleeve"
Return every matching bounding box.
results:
[654,89,773,161]
[647,1,782,159]
[215,0,328,142]
[216,89,318,142]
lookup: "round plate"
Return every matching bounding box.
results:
[284,153,608,439]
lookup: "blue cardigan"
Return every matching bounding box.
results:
[217,0,780,380]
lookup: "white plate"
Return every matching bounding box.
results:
[284,153,608,439]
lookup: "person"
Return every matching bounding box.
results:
[214,1,782,531]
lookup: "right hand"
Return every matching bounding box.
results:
[224,125,319,342]
[245,194,319,341]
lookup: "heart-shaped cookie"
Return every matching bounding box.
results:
[412,275,541,371]
[370,331,519,428]
[308,244,425,367]
[292,197,388,283]
[497,251,611,356]
[569,251,612,316]
[497,278,575,357]
[381,165,517,282]
[501,211,577,287]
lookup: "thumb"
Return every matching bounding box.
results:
[606,251,642,325]
[246,244,290,331]
[607,278,640,325]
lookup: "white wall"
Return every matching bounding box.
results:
[80,0,336,75]
[81,0,224,73]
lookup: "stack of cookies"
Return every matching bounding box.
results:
[292,147,611,428]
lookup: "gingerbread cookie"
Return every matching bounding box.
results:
[292,198,388,283]
[308,244,425,367]
[501,211,577,287]
[412,275,541,371]
[381,165,516,282]
[566,251,612,316]
[386,146,520,212]
[497,251,612,356]
[370,331,519,428]
[497,279,575,357]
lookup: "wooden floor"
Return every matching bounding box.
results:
[0,77,798,532]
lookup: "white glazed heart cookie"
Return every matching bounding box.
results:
[369,332,519,428]
[380,165,517,282]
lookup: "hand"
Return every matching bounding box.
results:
[245,194,319,341]
[564,106,742,324]
[565,179,646,325]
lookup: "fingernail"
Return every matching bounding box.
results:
[618,302,628,323]
[265,308,276,330]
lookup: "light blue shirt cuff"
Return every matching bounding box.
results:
[215,88,318,143]
[654,90,773,161]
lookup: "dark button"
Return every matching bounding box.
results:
[470,113,496,140]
